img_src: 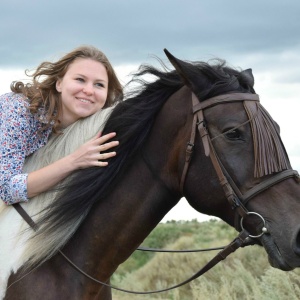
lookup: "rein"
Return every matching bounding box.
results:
[59,231,249,295]
[10,203,251,295]
[11,91,299,295]
[137,245,224,252]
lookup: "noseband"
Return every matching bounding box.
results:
[181,92,300,235]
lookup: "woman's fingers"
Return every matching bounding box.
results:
[97,132,116,143]
[93,132,119,152]
[94,151,116,167]
[99,141,119,152]
[98,151,117,160]
[95,132,119,167]
[72,132,119,169]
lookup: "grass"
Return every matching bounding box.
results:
[111,220,300,300]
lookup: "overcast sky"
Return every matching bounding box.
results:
[1,0,300,221]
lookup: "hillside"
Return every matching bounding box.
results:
[112,219,300,300]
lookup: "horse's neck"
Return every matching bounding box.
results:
[62,158,178,281]
[59,90,191,282]
[10,88,188,294]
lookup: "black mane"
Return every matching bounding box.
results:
[36,58,255,233]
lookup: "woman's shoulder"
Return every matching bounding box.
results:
[0,92,30,115]
[0,92,32,126]
[0,92,28,106]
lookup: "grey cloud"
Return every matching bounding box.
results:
[0,0,300,70]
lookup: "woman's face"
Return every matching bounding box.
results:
[56,58,109,128]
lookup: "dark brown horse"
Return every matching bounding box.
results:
[3,50,300,299]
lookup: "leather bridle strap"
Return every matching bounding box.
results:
[241,169,300,205]
[181,93,252,218]
[180,91,300,228]
[192,92,259,111]
[180,114,198,192]
[195,95,250,218]
[13,203,38,231]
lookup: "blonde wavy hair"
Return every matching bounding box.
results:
[10,45,123,133]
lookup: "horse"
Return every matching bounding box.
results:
[1,49,300,299]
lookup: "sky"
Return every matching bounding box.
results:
[1,0,300,222]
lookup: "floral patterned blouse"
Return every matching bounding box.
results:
[0,92,53,205]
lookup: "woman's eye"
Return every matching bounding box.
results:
[76,78,84,82]
[225,129,241,140]
[95,82,104,88]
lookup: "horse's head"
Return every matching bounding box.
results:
[164,49,300,271]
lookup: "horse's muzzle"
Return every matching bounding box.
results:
[260,234,293,271]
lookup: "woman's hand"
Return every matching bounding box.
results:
[70,132,119,169]
[27,132,119,198]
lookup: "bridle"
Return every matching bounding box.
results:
[181,92,299,235]
[11,91,300,295]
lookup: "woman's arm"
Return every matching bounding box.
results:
[0,93,118,204]
[0,94,31,205]
[27,132,118,198]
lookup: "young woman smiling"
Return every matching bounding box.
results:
[0,45,123,205]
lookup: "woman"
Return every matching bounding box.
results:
[0,45,123,205]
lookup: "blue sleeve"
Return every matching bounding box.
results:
[0,94,30,205]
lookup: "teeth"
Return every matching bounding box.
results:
[79,99,91,103]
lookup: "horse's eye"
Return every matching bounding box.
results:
[225,129,241,140]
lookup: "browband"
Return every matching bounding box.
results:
[193,93,260,113]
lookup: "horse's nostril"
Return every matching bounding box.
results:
[293,229,300,256]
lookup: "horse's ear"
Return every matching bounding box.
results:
[240,68,254,88]
[164,49,197,92]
